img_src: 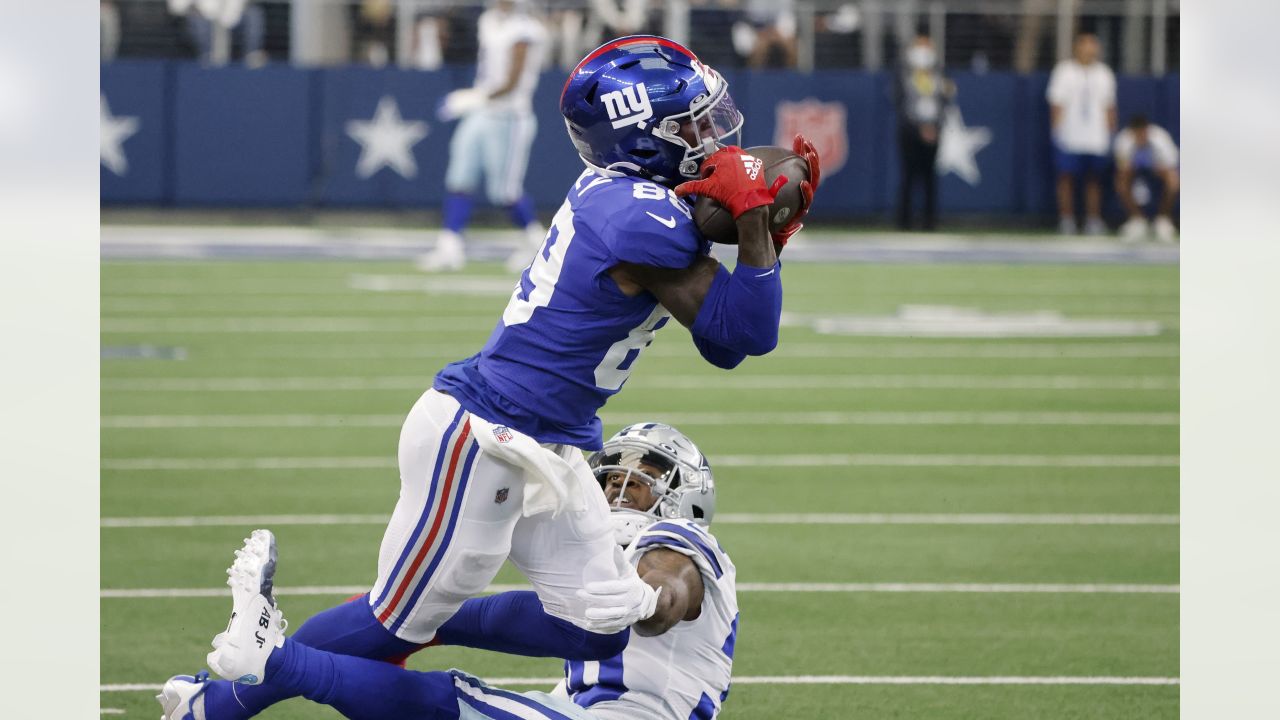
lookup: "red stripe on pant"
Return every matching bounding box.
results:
[377,419,472,624]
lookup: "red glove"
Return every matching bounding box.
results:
[772,134,822,246]
[674,146,782,218]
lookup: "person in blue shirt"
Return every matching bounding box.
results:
[157,35,819,720]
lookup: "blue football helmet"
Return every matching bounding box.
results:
[560,35,744,184]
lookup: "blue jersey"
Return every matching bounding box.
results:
[435,169,710,449]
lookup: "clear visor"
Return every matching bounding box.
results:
[653,78,744,176]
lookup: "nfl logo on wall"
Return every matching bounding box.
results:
[774,99,848,177]
[493,426,514,444]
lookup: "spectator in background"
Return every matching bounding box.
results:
[409,4,451,70]
[355,0,395,66]
[167,0,266,66]
[732,0,798,68]
[550,0,651,70]
[101,1,121,61]
[1114,114,1179,242]
[1047,31,1116,235]
[893,32,952,231]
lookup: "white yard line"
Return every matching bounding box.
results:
[100,454,1179,471]
[100,374,1178,392]
[100,411,1179,429]
[102,317,491,333]
[99,582,1178,599]
[99,675,1178,692]
[171,342,1178,361]
[99,512,1178,529]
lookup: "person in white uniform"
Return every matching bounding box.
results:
[1113,114,1179,242]
[420,0,550,273]
[1047,32,1117,235]
[159,423,741,720]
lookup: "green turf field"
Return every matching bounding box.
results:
[101,257,1178,718]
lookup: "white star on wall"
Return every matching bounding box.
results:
[345,96,430,180]
[936,107,992,186]
[101,94,140,177]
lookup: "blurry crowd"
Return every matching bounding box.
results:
[97,0,1047,72]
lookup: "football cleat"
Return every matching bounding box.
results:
[206,529,287,685]
[417,231,467,272]
[1120,216,1149,241]
[1083,217,1107,236]
[156,672,209,720]
[1153,215,1177,243]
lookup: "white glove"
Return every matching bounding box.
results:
[575,578,661,634]
[437,88,488,122]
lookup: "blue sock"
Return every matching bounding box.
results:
[436,591,628,661]
[202,595,420,719]
[507,194,536,228]
[443,193,474,234]
[263,638,460,720]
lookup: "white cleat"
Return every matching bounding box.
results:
[1120,216,1149,243]
[1057,216,1078,236]
[1083,216,1108,236]
[156,672,209,720]
[417,231,467,272]
[1153,215,1178,243]
[206,529,287,685]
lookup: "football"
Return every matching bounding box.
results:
[692,145,810,245]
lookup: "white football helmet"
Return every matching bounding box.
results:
[587,423,716,545]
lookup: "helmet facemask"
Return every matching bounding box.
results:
[592,442,686,544]
[652,73,744,179]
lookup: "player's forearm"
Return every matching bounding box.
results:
[633,585,684,636]
[1050,105,1063,129]
[690,258,782,357]
[735,206,776,268]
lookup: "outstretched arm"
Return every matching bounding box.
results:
[633,548,705,637]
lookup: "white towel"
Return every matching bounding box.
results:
[469,415,589,518]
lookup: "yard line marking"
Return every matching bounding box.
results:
[99,411,1179,429]
[100,374,1178,392]
[183,342,1179,361]
[99,709,126,715]
[99,582,1178,599]
[101,317,492,333]
[99,675,1179,692]
[99,513,1179,529]
[100,454,1179,471]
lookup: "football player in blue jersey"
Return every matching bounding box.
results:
[160,424,741,720]
[158,36,818,720]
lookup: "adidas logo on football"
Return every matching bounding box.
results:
[741,155,762,180]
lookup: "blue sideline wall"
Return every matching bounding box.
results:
[101,61,1180,219]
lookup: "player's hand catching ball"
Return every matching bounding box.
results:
[675,147,788,219]
[772,134,822,247]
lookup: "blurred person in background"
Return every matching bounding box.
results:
[355,0,396,66]
[1114,114,1179,242]
[101,1,121,61]
[893,32,952,231]
[167,0,266,66]
[1047,31,1116,235]
[732,0,798,69]
[409,3,451,70]
[418,0,549,273]
[548,0,651,70]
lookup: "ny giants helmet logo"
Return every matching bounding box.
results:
[774,99,848,177]
[601,83,654,130]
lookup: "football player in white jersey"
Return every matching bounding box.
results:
[158,423,739,720]
[419,0,551,273]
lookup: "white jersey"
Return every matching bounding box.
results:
[1046,59,1116,155]
[1114,125,1179,170]
[474,7,547,114]
[561,519,738,720]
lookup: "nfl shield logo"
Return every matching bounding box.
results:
[494,487,509,504]
[493,426,513,444]
[773,99,848,177]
